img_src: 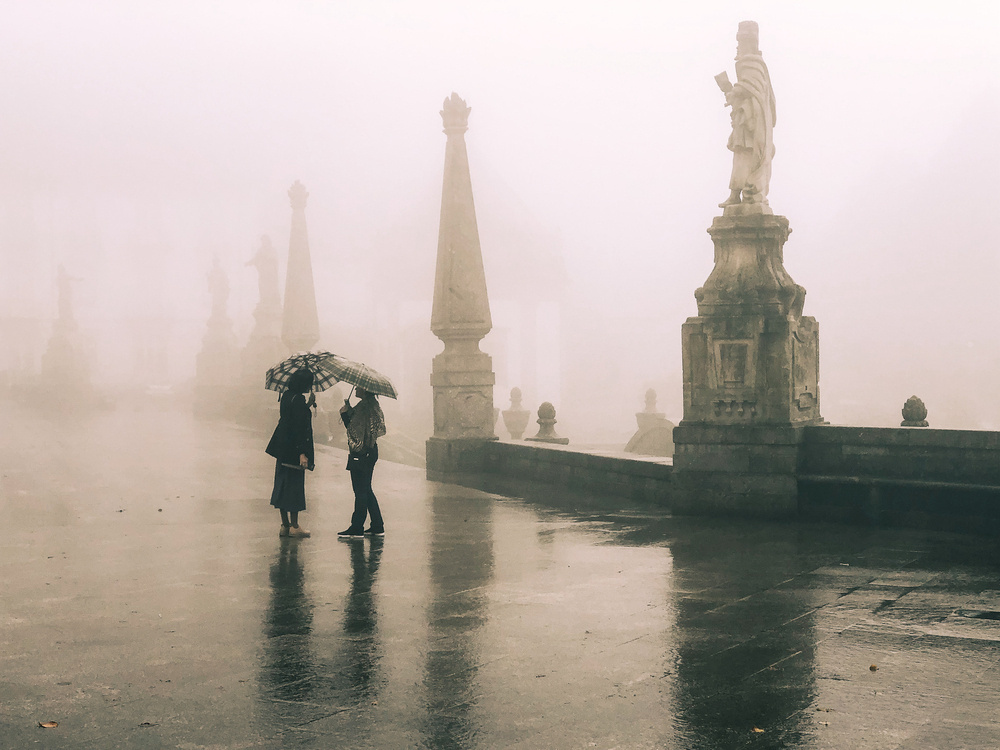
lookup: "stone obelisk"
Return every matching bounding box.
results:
[672,21,822,517]
[281,181,320,353]
[194,257,240,417]
[426,93,497,476]
[241,235,285,384]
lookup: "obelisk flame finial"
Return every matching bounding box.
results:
[440,92,471,135]
[288,180,309,211]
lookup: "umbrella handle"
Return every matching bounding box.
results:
[346,383,356,402]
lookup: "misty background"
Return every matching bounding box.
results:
[1,0,998,444]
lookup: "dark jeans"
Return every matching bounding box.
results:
[349,451,383,531]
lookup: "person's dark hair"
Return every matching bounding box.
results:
[285,368,314,395]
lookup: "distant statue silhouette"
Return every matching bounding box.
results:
[247,236,281,309]
[207,257,229,319]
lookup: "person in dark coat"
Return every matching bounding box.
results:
[265,368,315,538]
[337,387,386,538]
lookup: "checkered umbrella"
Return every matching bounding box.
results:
[325,354,398,399]
[264,351,398,399]
[264,350,342,393]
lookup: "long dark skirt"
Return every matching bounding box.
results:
[270,461,306,512]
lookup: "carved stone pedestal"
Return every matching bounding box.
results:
[430,343,496,441]
[673,212,822,517]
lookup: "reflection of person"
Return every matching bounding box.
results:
[261,540,314,702]
[341,538,383,696]
[719,20,776,208]
[265,368,316,538]
[337,388,387,538]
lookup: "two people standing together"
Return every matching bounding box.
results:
[265,368,386,539]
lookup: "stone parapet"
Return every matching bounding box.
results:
[481,441,673,505]
[426,437,497,478]
[671,422,806,517]
[799,424,1000,485]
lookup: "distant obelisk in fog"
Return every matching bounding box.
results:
[281,181,320,353]
[426,93,497,473]
[241,235,285,384]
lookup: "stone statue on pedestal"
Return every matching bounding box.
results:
[247,235,281,312]
[195,257,239,417]
[207,257,229,320]
[717,20,776,212]
[673,22,821,518]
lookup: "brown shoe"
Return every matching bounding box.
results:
[288,525,311,538]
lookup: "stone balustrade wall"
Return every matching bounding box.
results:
[445,426,1000,535]
[797,425,1000,533]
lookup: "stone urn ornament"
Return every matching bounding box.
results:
[901,396,929,427]
[501,387,530,440]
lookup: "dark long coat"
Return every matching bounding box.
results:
[265,392,315,470]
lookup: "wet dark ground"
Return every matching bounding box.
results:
[2,402,999,749]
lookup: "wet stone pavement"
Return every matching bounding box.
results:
[2,402,1000,749]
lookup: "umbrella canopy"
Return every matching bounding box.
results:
[264,350,342,393]
[325,354,398,399]
[264,351,397,399]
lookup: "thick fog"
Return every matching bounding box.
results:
[1,1,998,442]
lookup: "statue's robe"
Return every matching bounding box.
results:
[728,53,776,202]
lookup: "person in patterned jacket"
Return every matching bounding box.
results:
[337,387,387,539]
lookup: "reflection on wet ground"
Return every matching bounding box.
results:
[1,404,999,748]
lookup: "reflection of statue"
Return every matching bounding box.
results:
[207,256,229,319]
[717,21,776,209]
[246,236,281,309]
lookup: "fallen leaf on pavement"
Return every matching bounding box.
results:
[38,721,58,728]
[752,727,765,733]
[869,664,878,671]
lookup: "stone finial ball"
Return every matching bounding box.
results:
[537,401,556,420]
[510,387,522,402]
[901,395,928,422]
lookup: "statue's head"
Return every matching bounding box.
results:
[736,20,759,55]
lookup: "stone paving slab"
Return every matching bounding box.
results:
[2,402,1000,748]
